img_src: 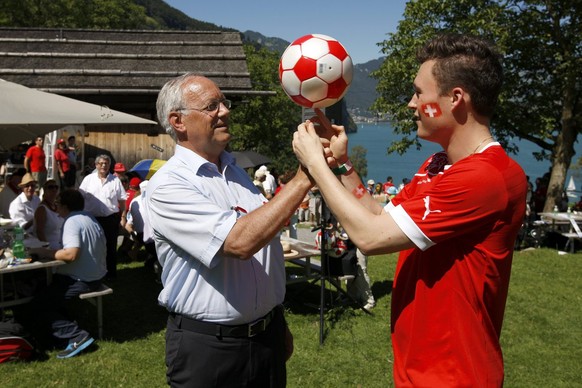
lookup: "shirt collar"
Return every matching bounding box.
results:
[174,145,237,175]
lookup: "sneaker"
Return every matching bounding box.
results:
[363,303,376,311]
[56,336,95,359]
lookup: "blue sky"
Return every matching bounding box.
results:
[164,0,408,64]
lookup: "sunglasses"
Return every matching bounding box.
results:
[46,185,59,190]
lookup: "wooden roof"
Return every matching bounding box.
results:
[0,27,260,116]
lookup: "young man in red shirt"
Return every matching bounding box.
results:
[24,136,47,190]
[293,34,527,386]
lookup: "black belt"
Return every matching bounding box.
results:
[170,306,281,338]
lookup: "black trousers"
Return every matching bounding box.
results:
[96,213,120,278]
[16,274,101,348]
[165,308,287,388]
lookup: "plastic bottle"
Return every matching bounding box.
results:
[12,226,25,259]
[553,205,559,214]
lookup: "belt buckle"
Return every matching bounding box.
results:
[248,318,266,337]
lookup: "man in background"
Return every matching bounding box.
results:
[24,136,47,190]
[0,167,26,217]
[67,135,79,186]
[28,188,106,359]
[79,154,126,279]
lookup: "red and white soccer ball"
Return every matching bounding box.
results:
[279,34,353,108]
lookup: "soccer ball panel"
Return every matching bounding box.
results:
[301,77,329,102]
[301,37,330,60]
[281,71,301,96]
[327,41,348,61]
[327,78,349,99]
[316,54,342,83]
[280,45,302,70]
[342,56,354,84]
[293,57,317,82]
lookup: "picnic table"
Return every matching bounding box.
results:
[538,212,582,253]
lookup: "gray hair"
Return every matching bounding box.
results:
[95,154,111,164]
[156,73,203,142]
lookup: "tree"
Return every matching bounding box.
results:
[228,44,302,177]
[372,0,581,212]
[0,0,158,29]
[350,145,368,180]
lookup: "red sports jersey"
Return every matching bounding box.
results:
[388,144,526,387]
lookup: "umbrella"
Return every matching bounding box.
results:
[230,151,271,169]
[0,79,157,148]
[130,159,167,180]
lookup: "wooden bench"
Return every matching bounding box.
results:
[79,284,113,339]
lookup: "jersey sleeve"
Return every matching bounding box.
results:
[392,160,509,250]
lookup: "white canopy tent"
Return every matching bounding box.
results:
[0,78,157,149]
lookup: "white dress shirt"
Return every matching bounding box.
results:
[9,192,40,232]
[79,172,126,217]
[146,145,285,325]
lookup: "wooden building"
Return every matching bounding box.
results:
[0,27,260,169]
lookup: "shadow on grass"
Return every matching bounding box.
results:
[72,264,167,343]
[372,279,393,300]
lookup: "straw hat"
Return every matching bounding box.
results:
[18,173,37,187]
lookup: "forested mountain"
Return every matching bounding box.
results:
[133,0,235,31]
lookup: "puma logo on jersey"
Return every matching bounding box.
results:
[422,196,441,220]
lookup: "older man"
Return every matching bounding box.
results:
[146,73,312,387]
[79,154,126,279]
[9,173,40,232]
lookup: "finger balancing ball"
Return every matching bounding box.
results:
[279,34,353,108]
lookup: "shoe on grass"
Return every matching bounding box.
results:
[57,336,95,359]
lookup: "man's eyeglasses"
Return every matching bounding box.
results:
[23,183,36,189]
[178,99,232,114]
[96,162,109,166]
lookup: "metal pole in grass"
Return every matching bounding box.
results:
[315,200,371,345]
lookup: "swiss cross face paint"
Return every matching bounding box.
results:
[421,103,442,118]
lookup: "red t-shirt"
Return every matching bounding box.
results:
[25,146,47,172]
[388,145,526,387]
[54,148,70,173]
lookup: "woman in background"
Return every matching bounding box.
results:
[34,179,63,249]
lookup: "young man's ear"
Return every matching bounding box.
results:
[451,87,464,106]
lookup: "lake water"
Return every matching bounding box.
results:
[348,122,581,189]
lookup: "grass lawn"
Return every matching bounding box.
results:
[1,248,581,387]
